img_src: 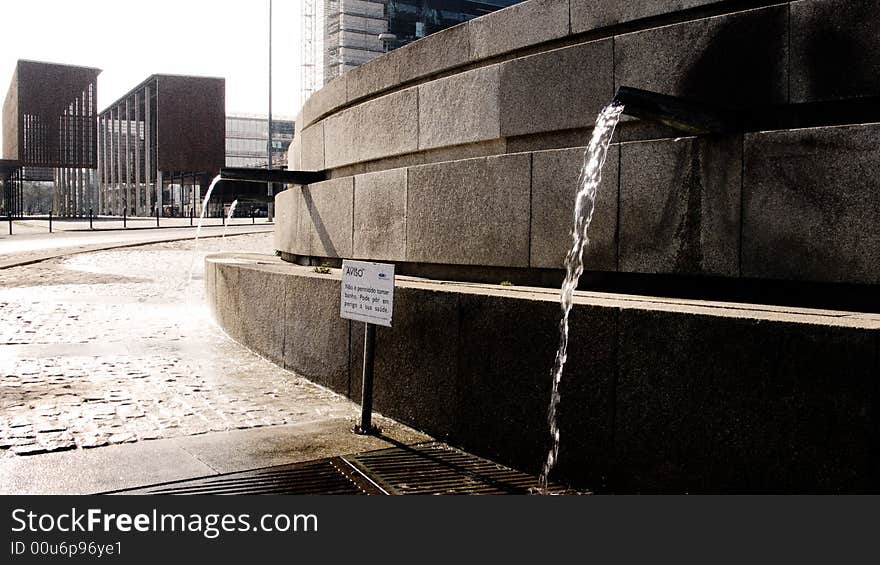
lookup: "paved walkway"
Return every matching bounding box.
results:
[0,220,272,269]
[0,232,427,493]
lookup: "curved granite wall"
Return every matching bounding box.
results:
[279,0,880,286]
[212,0,880,491]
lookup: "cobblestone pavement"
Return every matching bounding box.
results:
[0,234,359,457]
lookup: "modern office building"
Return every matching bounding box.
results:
[225,114,294,169]
[383,0,524,50]
[96,74,225,217]
[2,60,100,216]
[302,0,524,98]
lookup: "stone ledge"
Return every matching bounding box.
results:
[206,254,880,491]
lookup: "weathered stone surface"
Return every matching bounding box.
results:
[353,168,407,261]
[299,123,324,172]
[468,0,569,60]
[323,88,418,168]
[418,65,501,151]
[282,273,350,395]
[213,262,242,342]
[273,187,309,256]
[350,287,460,440]
[571,0,727,33]
[395,22,472,84]
[619,135,741,277]
[300,75,347,128]
[406,154,530,267]
[615,309,877,492]
[288,135,302,170]
[614,6,789,109]
[742,124,880,284]
[238,267,286,366]
[345,53,401,104]
[790,0,880,103]
[303,178,353,259]
[530,145,619,270]
[500,40,614,138]
[457,294,617,485]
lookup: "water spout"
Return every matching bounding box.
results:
[539,101,625,491]
[612,86,732,134]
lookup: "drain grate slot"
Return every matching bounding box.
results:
[344,442,567,495]
[108,442,573,495]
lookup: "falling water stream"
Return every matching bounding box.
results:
[185,174,222,287]
[538,101,624,491]
[222,200,239,240]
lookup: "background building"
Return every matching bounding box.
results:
[225,114,294,169]
[97,74,225,218]
[2,60,100,216]
[302,0,524,99]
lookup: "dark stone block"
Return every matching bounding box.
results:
[350,287,460,440]
[791,0,880,103]
[742,124,880,284]
[530,145,619,271]
[619,135,742,277]
[614,6,789,110]
[615,309,876,492]
[282,274,350,395]
[499,40,614,138]
[571,0,727,34]
[406,154,531,267]
[456,294,618,487]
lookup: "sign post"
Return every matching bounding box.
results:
[340,260,395,434]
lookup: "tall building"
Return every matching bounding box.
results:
[96,74,225,217]
[302,0,524,98]
[2,60,100,217]
[225,114,295,169]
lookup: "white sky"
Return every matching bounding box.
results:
[0,0,303,148]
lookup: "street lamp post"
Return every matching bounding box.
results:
[267,0,274,222]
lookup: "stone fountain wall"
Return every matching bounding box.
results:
[281,0,880,286]
[208,0,880,491]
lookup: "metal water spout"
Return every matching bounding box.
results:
[613,86,735,135]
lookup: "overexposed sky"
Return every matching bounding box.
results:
[0,0,302,148]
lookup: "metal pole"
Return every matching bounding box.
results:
[190,206,193,226]
[49,210,53,233]
[123,207,127,228]
[267,0,275,223]
[356,322,377,434]
[156,208,159,228]
[7,214,11,236]
[89,208,93,230]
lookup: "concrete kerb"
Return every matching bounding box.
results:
[0,228,273,271]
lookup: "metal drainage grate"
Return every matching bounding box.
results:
[345,441,569,495]
[107,458,382,495]
[107,442,573,495]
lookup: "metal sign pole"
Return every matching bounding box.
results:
[356,322,377,434]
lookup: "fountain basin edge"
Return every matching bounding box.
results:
[206,253,880,493]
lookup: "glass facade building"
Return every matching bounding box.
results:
[225,114,295,169]
[307,0,525,91]
[384,1,524,50]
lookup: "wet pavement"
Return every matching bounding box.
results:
[0,233,427,492]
